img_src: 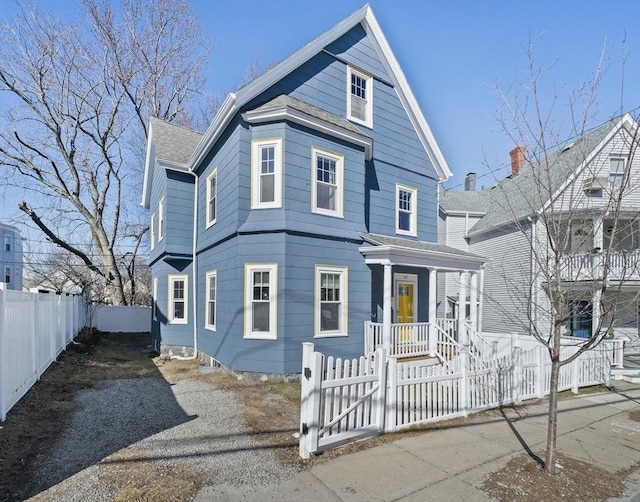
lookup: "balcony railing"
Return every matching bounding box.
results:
[555,250,640,282]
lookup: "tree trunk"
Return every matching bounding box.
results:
[545,355,561,474]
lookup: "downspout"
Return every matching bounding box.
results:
[172,172,199,360]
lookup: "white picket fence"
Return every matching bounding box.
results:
[299,339,616,458]
[0,287,87,421]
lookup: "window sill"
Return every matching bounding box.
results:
[244,333,277,340]
[314,332,349,338]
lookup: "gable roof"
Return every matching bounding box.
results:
[187,4,452,181]
[141,118,203,207]
[440,114,637,237]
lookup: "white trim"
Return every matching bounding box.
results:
[150,212,156,249]
[346,66,373,128]
[315,265,349,338]
[152,277,158,321]
[396,183,417,236]
[311,146,344,218]
[251,138,283,209]
[158,196,164,241]
[206,168,218,228]
[205,270,217,331]
[242,106,373,160]
[244,263,278,340]
[168,274,188,324]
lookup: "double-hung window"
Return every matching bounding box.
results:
[206,169,217,227]
[609,156,626,192]
[205,270,217,330]
[158,197,164,241]
[346,66,373,128]
[315,265,348,337]
[168,275,188,324]
[312,147,343,217]
[244,263,277,339]
[251,139,282,209]
[4,266,10,284]
[4,236,10,252]
[396,184,417,236]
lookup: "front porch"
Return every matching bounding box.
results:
[359,233,486,360]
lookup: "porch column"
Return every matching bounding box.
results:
[383,262,392,351]
[592,288,602,337]
[428,268,437,355]
[469,272,478,333]
[478,266,485,334]
[593,215,604,281]
[458,271,468,346]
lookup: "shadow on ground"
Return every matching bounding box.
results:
[0,332,195,502]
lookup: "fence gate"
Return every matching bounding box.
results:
[299,343,387,459]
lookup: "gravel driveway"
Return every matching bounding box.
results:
[30,372,297,501]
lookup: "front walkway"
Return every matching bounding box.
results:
[195,382,640,501]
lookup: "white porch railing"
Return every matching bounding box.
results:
[364,321,430,357]
[556,250,640,282]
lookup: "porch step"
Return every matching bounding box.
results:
[611,368,640,384]
[397,354,441,364]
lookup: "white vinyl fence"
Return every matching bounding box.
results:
[299,339,617,458]
[91,305,151,333]
[0,287,87,421]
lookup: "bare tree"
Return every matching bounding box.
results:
[485,42,639,473]
[0,0,212,304]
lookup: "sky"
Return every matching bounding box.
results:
[1,0,639,233]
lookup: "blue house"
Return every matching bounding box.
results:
[142,5,485,375]
[0,223,23,291]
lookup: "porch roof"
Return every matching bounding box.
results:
[359,233,486,271]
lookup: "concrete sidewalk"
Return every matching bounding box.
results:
[195,382,640,501]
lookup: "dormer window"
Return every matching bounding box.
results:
[346,66,373,128]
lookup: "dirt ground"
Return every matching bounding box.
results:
[0,331,637,501]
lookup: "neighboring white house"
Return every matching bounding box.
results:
[0,223,23,291]
[439,113,640,353]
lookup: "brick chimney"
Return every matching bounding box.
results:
[464,172,476,191]
[509,146,526,176]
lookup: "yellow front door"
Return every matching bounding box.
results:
[397,283,414,323]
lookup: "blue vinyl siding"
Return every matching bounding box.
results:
[159,22,445,373]
[324,24,390,81]
[165,171,195,255]
[196,232,369,374]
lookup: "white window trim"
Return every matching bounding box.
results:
[205,270,217,331]
[251,138,283,209]
[609,156,626,191]
[168,274,188,324]
[206,168,218,228]
[315,265,348,338]
[396,183,417,237]
[158,196,165,241]
[244,263,278,340]
[346,66,373,128]
[311,146,344,218]
[152,277,158,321]
[150,212,156,249]
[4,266,11,284]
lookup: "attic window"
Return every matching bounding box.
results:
[346,66,373,128]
